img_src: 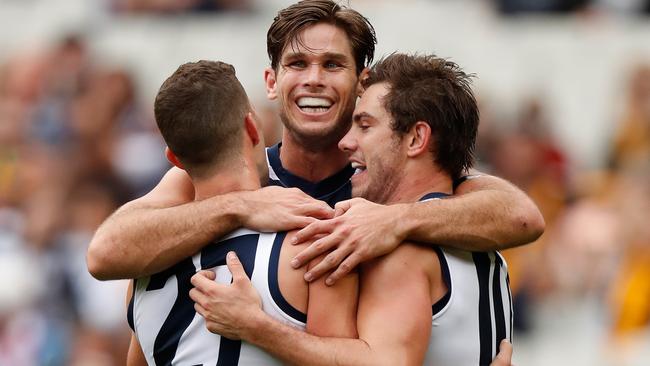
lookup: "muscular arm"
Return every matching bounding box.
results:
[87,167,333,280]
[404,172,545,250]
[87,167,237,280]
[127,334,147,366]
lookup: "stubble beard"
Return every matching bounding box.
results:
[279,105,354,153]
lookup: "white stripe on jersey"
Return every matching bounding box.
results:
[266,149,280,182]
[424,248,512,366]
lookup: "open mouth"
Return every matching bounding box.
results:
[296,97,333,114]
[351,161,366,175]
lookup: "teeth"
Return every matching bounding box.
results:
[297,97,332,108]
[351,162,366,173]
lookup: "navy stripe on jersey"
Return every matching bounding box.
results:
[203,234,261,366]
[268,231,307,323]
[493,254,507,352]
[152,258,197,366]
[201,234,260,275]
[473,252,493,366]
[267,143,353,206]
[431,247,452,315]
[420,192,451,201]
[216,337,241,366]
[145,234,260,366]
[127,280,135,331]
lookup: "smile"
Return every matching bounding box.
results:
[296,97,333,114]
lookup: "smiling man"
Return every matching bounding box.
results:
[191,53,513,365]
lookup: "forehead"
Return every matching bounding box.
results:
[282,22,354,60]
[355,83,390,117]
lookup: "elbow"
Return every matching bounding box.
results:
[527,210,546,241]
[87,234,122,281]
[86,243,110,281]
[511,204,545,247]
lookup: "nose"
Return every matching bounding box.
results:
[338,128,357,153]
[304,64,324,88]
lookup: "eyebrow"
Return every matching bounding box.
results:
[353,111,374,123]
[283,51,351,63]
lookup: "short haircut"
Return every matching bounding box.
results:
[154,60,249,177]
[267,0,376,75]
[363,53,479,179]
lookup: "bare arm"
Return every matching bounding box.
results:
[87,167,333,280]
[412,172,545,249]
[305,254,358,338]
[126,334,148,366]
[290,173,545,284]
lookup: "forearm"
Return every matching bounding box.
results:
[244,313,394,366]
[401,183,544,251]
[87,194,242,280]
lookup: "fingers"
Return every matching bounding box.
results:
[325,251,362,286]
[189,287,209,308]
[292,233,340,269]
[196,270,216,280]
[491,339,512,366]
[191,271,217,290]
[301,202,335,220]
[292,219,336,247]
[194,302,208,318]
[226,251,248,283]
[305,245,354,283]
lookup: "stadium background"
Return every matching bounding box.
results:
[0,0,649,364]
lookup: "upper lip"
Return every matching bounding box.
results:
[349,158,366,169]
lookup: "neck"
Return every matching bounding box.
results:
[280,133,350,182]
[193,158,261,201]
[385,163,453,204]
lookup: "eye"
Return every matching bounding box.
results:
[324,61,342,69]
[285,60,307,69]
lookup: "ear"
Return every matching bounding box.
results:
[406,121,431,158]
[356,67,370,97]
[165,146,185,170]
[264,67,278,100]
[244,112,261,146]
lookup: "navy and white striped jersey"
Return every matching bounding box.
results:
[420,193,513,366]
[128,229,306,365]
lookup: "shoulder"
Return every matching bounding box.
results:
[362,242,440,284]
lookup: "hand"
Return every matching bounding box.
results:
[490,340,513,366]
[190,251,263,340]
[238,187,334,232]
[290,198,408,285]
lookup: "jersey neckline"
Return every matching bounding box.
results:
[267,143,355,199]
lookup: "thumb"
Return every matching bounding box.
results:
[227,251,248,282]
[334,200,352,217]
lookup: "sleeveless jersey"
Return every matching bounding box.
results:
[128,229,306,365]
[420,193,513,366]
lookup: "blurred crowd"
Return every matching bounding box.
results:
[0,35,168,365]
[1,15,649,366]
